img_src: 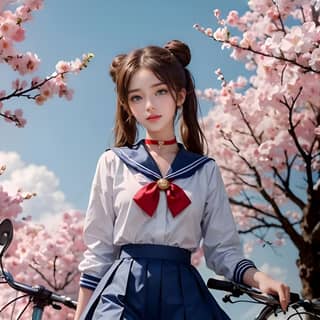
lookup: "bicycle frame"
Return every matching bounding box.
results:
[31,289,51,320]
[32,307,43,320]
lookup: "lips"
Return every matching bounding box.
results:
[146,114,161,120]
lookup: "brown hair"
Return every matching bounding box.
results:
[109,39,207,155]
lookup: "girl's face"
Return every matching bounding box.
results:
[127,68,185,140]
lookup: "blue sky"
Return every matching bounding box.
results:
[1,1,301,318]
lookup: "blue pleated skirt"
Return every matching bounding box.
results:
[81,244,230,320]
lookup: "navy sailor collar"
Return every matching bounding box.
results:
[111,140,213,181]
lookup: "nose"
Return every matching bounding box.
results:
[145,97,155,112]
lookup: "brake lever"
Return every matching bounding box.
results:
[248,291,280,306]
[222,294,233,303]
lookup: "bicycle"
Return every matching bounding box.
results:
[0,218,77,319]
[207,277,320,319]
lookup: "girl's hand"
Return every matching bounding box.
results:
[243,268,290,312]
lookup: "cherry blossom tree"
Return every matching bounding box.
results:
[195,0,320,298]
[0,0,91,317]
[0,166,84,319]
[0,0,93,127]
[0,166,25,221]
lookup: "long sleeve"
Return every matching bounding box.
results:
[79,151,119,290]
[201,161,256,283]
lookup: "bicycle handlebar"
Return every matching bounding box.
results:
[207,278,237,293]
[207,278,300,306]
[1,270,77,310]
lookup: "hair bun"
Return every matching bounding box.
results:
[164,40,191,68]
[109,54,126,83]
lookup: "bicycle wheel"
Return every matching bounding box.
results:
[256,304,320,320]
[255,305,278,320]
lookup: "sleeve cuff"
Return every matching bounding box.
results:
[80,273,101,290]
[233,259,257,284]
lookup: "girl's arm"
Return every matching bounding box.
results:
[201,162,256,281]
[75,152,117,319]
[200,162,290,311]
[243,267,290,311]
[74,287,93,320]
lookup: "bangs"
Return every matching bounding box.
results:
[118,49,186,105]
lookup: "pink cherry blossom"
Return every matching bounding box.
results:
[213,9,221,18]
[70,58,83,73]
[309,48,320,71]
[204,27,213,37]
[12,78,27,90]
[0,200,84,319]
[0,183,24,220]
[0,37,15,57]
[226,10,239,26]
[14,108,27,127]
[213,27,229,41]
[0,90,6,98]
[35,94,46,105]
[56,60,72,73]
[195,3,320,284]
[31,76,42,86]
[12,27,25,42]
[1,2,93,127]
[280,26,312,54]
[23,0,44,11]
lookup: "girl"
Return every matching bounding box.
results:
[74,40,290,320]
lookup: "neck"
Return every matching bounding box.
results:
[144,137,177,147]
[144,137,178,154]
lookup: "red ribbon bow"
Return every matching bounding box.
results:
[133,179,191,217]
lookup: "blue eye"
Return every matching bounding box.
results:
[156,89,168,95]
[130,95,142,102]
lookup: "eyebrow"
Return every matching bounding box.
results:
[128,82,164,94]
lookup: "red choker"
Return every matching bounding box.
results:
[144,137,177,147]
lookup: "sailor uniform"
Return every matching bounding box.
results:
[79,141,256,319]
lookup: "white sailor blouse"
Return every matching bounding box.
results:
[79,141,256,290]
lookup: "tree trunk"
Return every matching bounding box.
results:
[297,244,320,299]
[297,185,320,299]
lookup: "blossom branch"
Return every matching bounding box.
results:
[60,271,78,290]
[194,28,320,75]
[230,197,279,220]
[29,262,56,290]
[299,6,306,23]
[271,0,286,34]
[53,255,57,290]
[271,153,306,210]
[238,222,283,233]
[257,177,304,250]
[311,2,320,26]
[0,74,59,103]
[312,152,320,160]
[0,112,23,127]
[0,52,94,127]
[220,130,304,248]
[236,103,261,145]
[280,88,314,194]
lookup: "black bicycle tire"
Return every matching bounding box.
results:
[16,299,32,320]
[255,304,277,320]
[0,294,29,313]
[256,305,320,320]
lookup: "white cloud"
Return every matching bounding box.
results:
[0,151,75,225]
[0,151,24,175]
